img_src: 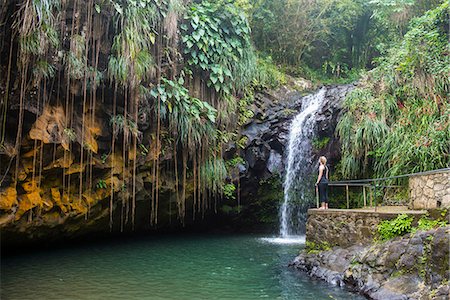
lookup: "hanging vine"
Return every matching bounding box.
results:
[0,0,257,230]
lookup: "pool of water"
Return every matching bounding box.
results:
[1,234,364,299]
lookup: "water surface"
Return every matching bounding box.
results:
[2,234,364,299]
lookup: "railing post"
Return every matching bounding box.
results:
[370,185,373,207]
[346,184,349,209]
[374,183,377,212]
[363,185,367,207]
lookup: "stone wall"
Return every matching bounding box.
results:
[409,171,450,209]
[306,209,426,248]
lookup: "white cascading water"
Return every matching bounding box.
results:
[279,88,327,238]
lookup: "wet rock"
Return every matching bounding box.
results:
[237,84,354,204]
[291,226,450,300]
[267,150,283,175]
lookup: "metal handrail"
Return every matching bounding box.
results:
[315,168,450,210]
[328,183,400,188]
[328,167,450,185]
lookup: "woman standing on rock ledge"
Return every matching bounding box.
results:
[316,156,329,209]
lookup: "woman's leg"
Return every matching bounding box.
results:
[318,183,327,209]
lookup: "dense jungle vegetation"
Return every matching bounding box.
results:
[337,1,449,178]
[0,0,448,230]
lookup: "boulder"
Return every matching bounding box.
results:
[291,226,450,300]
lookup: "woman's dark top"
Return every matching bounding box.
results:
[318,166,329,203]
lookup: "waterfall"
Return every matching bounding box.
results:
[280,88,327,237]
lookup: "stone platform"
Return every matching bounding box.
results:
[306,206,427,248]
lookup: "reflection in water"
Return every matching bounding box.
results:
[2,235,364,300]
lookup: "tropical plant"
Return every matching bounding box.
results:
[337,2,450,178]
[377,214,414,240]
[96,179,107,189]
[181,0,255,95]
[250,0,445,80]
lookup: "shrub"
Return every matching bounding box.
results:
[377,214,413,240]
[411,215,448,233]
[305,241,332,254]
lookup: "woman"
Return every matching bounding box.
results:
[315,156,329,209]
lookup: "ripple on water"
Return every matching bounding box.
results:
[259,236,306,245]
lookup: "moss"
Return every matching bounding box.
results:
[411,214,448,234]
[281,108,297,117]
[428,208,449,222]
[350,257,361,267]
[418,234,434,281]
[311,137,330,150]
[306,241,332,253]
[390,269,406,278]
[337,221,346,228]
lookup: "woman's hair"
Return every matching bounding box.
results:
[319,156,327,165]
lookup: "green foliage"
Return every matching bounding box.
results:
[237,95,255,126]
[18,0,60,56]
[252,0,368,70]
[63,128,76,141]
[152,77,217,149]
[312,137,330,150]
[108,0,157,87]
[139,144,149,155]
[411,215,448,233]
[20,24,58,56]
[226,156,245,168]
[96,179,107,189]
[220,204,240,214]
[181,0,255,94]
[110,114,140,141]
[237,174,283,226]
[306,241,332,254]
[32,0,61,23]
[250,0,444,81]
[236,136,248,149]
[370,0,443,34]
[252,56,286,89]
[65,34,87,80]
[33,60,56,80]
[200,157,227,194]
[223,183,236,200]
[418,233,434,279]
[377,214,413,240]
[338,2,450,178]
[101,153,108,164]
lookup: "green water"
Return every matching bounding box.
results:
[1,235,364,299]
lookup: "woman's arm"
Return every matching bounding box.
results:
[316,166,323,185]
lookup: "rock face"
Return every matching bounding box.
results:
[291,226,450,300]
[234,84,354,228]
[218,83,354,231]
[0,80,354,243]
